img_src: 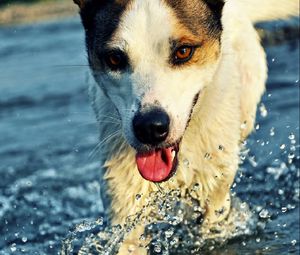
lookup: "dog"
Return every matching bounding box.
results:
[73,0,298,253]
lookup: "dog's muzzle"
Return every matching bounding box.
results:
[132,107,178,183]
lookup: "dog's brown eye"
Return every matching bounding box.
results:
[108,54,121,66]
[105,51,127,70]
[173,46,195,65]
[176,47,192,59]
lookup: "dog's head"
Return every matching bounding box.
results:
[75,0,224,182]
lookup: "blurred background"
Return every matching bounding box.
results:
[0,1,299,254]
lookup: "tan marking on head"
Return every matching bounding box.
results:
[74,0,131,8]
[164,0,223,37]
[169,11,221,67]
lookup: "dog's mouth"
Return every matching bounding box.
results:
[135,144,179,182]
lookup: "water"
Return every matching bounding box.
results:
[0,17,299,254]
[69,190,258,255]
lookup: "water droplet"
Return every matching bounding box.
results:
[240,154,246,162]
[241,122,247,129]
[218,145,225,151]
[215,207,225,217]
[242,140,248,146]
[256,237,261,243]
[248,156,258,167]
[255,124,260,130]
[136,194,142,200]
[291,240,297,246]
[288,133,295,140]
[259,209,270,219]
[240,203,247,209]
[22,237,27,243]
[183,159,190,168]
[281,207,287,213]
[271,58,275,62]
[209,245,215,251]
[193,183,200,191]
[170,237,179,246]
[96,217,104,226]
[10,243,17,252]
[154,244,162,253]
[280,144,286,150]
[278,189,284,195]
[288,153,295,159]
[259,104,268,117]
[127,245,136,253]
[204,153,211,159]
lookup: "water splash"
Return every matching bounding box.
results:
[259,103,268,118]
[61,187,259,255]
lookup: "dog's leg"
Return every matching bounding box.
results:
[238,36,267,140]
[225,5,267,140]
[205,188,231,224]
[116,226,148,255]
[104,147,156,254]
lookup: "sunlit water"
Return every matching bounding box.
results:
[0,18,299,254]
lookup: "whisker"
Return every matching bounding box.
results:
[69,111,121,123]
[98,120,121,125]
[68,122,98,128]
[97,115,121,123]
[88,132,120,161]
[88,130,122,160]
[51,65,90,68]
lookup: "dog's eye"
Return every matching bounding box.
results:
[105,51,127,71]
[173,46,195,65]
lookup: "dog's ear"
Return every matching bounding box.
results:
[204,0,224,19]
[73,0,86,8]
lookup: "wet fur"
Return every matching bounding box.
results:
[74,0,298,254]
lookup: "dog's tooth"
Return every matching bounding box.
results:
[171,150,176,160]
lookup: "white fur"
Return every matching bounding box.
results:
[99,0,220,148]
[238,0,299,22]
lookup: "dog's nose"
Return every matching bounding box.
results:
[133,108,170,145]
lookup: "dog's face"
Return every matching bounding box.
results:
[75,0,224,182]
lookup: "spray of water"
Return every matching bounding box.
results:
[61,183,259,255]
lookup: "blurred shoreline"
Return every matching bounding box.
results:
[0,0,77,26]
[0,1,298,47]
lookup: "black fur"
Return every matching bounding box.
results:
[165,0,224,37]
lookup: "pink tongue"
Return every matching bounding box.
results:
[136,147,174,182]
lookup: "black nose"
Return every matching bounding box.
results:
[133,108,170,145]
